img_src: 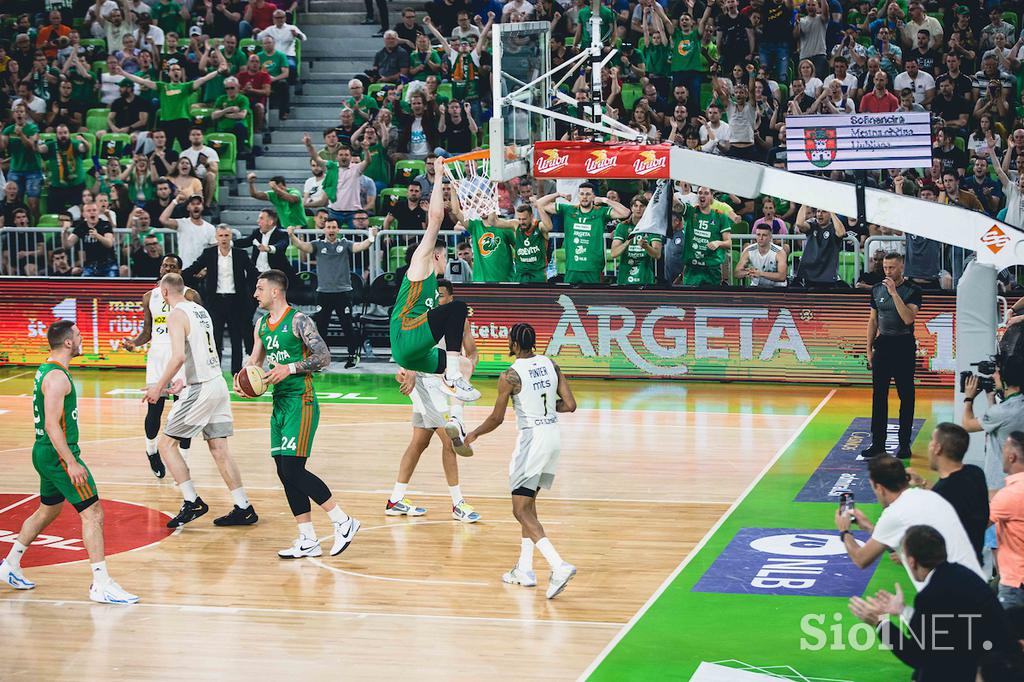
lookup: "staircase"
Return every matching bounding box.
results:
[220,4,387,228]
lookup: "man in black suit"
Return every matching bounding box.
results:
[182,225,259,374]
[234,208,294,278]
[849,525,1017,681]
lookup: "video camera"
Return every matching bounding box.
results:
[960,323,1024,396]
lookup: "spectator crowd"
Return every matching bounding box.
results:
[0,0,1022,291]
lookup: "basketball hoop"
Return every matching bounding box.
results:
[440,150,499,221]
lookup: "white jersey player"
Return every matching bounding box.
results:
[465,323,578,599]
[120,255,201,478]
[387,279,480,523]
[142,273,257,530]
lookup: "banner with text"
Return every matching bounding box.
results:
[533,141,672,179]
[459,287,956,386]
[785,112,932,172]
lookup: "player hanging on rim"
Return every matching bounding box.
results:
[464,323,578,599]
[121,253,202,478]
[388,279,481,523]
[389,155,481,454]
[240,269,360,559]
[143,273,257,529]
[1,321,139,604]
[535,184,630,284]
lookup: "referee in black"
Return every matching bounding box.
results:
[862,252,923,460]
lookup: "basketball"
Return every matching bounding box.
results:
[236,365,267,398]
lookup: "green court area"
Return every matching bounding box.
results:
[585,391,954,682]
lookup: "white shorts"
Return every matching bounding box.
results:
[509,424,561,492]
[164,378,234,441]
[410,372,449,430]
[146,344,185,387]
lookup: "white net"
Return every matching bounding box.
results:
[441,154,499,221]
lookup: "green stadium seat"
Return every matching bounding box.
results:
[564,36,575,48]
[1002,11,1018,28]
[377,187,407,214]
[731,220,751,235]
[700,82,713,110]
[554,247,565,274]
[369,216,385,229]
[98,133,132,158]
[954,137,965,152]
[306,215,316,229]
[437,82,453,102]
[776,83,788,105]
[86,108,110,133]
[394,159,425,183]
[389,245,407,272]
[839,251,858,285]
[79,38,106,51]
[37,214,62,228]
[620,83,643,111]
[191,106,214,128]
[205,132,237,176]
[240,38,258,54]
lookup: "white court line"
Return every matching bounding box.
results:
[2,597,622,628]
[0,493,39,515]
[0,371,30,384]
[577,389,837,682]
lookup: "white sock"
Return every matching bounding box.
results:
[449,399,464,421]
[180,480,198,503]
[449,485,463,506]
[444,352,461,382]
[389,482,408,504]
[91,561,110,585]
[6,541,27,568]
[327,506,350,525]
[230,487,250,509]
[180,445,191,461]
[145,437,158,455]
[536,537,563,569]
[298,522,317,541]
[518,538,534,572]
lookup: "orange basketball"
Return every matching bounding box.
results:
[235,365,267,398]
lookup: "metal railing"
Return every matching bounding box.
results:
[724,233,862,286]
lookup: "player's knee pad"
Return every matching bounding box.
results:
[145,398,166,439]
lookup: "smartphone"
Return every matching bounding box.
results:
[839,491,856,521]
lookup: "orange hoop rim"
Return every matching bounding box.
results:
[440,149,491,165]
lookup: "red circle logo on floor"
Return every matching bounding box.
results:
[0,493,172,568]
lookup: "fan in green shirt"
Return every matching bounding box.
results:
[408,43,442,82]
[680,187,733,287]
[1,116,42,173]
[344,93,380,127]
[537,184,631,285]
[671,15,703,74]
[211,90,252,135]
[38,127,89,189]
[151,0,187,37]
[257,48,289,79]
[576,5,616,46]
[357,127,391,187]
[114,61,227,127]
[611,200,663,285]
[247,172,308,228]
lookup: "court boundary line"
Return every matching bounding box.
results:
[577,389,837,681]
[3,597,623,628]
[0,494,39,515]
[0,371,30,384]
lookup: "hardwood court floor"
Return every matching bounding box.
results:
[0,373,832,680]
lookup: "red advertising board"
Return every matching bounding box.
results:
[533,141,671,179]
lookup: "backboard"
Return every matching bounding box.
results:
[489,21,553,182]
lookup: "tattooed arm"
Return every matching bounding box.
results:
[290,312,331,374]
[464,369,519,445]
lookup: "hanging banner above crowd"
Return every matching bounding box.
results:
[532,141,672,179]
[784,112,932,172]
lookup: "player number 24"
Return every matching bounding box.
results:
[280,436,297,451]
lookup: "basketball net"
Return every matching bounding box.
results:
[441,151,498,221]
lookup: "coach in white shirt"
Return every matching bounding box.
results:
[835,456,984,591]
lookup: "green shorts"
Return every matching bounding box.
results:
[564,270,602,284]
[270,391,320,458]
[683,266,722,287]
[32,444,98,508]
[390,318,441,373]
[515,269,547,283]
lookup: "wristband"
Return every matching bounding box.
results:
[964,397,974,403]
[839,530,850,541]
[288,362,297,374]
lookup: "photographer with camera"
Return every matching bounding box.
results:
[963,355,1024,493]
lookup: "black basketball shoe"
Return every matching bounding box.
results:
[167,497,210,528]
[147,452,166,479]
[214,505,259,526]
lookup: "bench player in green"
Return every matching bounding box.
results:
[611,196,664,285]
[536,184,630,284]
[448,192,515,283]
[0,321,139,604]
[240,269,361,559]
[678,186,733,286]
[477,201,553,283]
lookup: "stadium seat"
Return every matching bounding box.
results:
[99,133,132,158]
[732,220,751,235]
[191,105,214,128]
[388,246,407,273]
[554,247,566,274]
[437,82,453,102]
[368,83,386,102]
[37,214,62,228]
[79,38,106,52]
[377,187,407,214]
[240,38,258,54]
[394,159,425,182]
[839,251,858,285]
[620,83,642,111]
[369,216,385,229]
[205,132,238,178]
[86,108,110,133]
[700,82,713,110]
[1002,11,1017,28]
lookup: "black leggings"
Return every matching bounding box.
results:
[275,456,332,517]
[148,397,191,448]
